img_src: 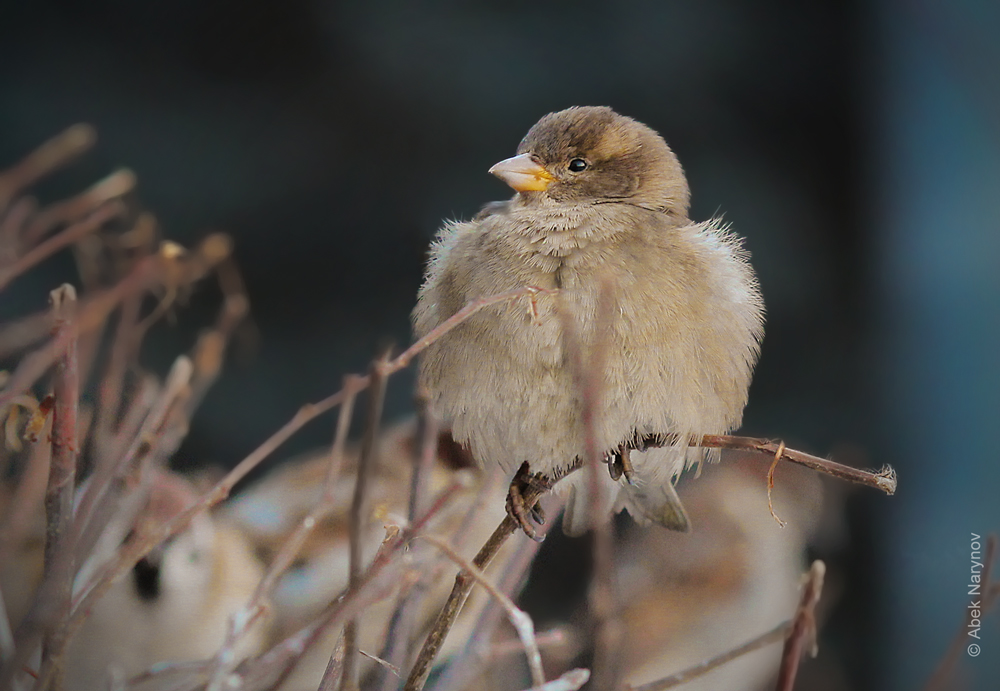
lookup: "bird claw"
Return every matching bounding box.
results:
[606,444,635,483]
[506,461,551,541]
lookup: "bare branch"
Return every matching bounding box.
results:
[341,356,390,691]
[775,560,826,691]
[625,560,827,691]
[416,533,546,687]
[316,634,346,691]
[403,477,555,691]
[637,434,897,495]
[390,286,556,375]
[40,284,80,691]
[432,511,549,691]
[0,255,166,416]
[561,276,621,689]
[19,169,136,249]
[237,483,466,691]
[0,202,124,291]
[205,376,364,691]
[0,125,96,211]
[518,669,590,691]
[0,577,13,664]
[625,623,789,691]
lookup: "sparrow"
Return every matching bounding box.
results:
[412,106,765,537]
[223,417,518,690]
[0,470,269,690]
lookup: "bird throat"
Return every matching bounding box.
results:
[509,201,624,261]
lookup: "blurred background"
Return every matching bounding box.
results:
[1,0,998,688]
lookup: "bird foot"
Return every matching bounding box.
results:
[506,461,552,542]
[606,444,635,483]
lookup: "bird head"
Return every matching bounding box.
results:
[489,106,691,216]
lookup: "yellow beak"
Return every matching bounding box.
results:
[488,153,555,192]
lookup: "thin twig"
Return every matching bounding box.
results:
[566,276,622,690]
[0,255,165,417]
[0,235,231,419]
[205,376,364,691]
[375,397,439,691]
[0,202,124,291]
[317,634,347,691]
[341,356,390,691]
[19,169,135,249]
[775,560,826,691]
[625,560,827,691]
[638,434,897,495]
[40,285,79,691]
[416,533,546,687]
[0,422,52,569]
[10,285,545,691]
[0,125,96,211]
[92,293,143,465]
[71,357,193,570]
[239,482,462,691]
[410,393,439,525]
[624,622,790,691]
[0,198,35,267]
[0,578,13,664]
[403,477,556,691]
[518,669,590,691]
[432,509,549,691]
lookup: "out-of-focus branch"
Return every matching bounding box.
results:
[0,255,164,416]
[403,476,557,691]
[0,232,232,418]
[625,560,826,691]
[0,201,124,292]
[19,169,135,249]
[518,669,590,691]
[0,125,96,212]
[433,514,549,691]
[234,482,466,691]
[416,533,546,687]
[775,560,826,691]
[40,285,80,691]
[0,580,13,664]
[204,376,364,691]
[561,276,621,690]
[340,357,390,691]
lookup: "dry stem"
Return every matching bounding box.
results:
[341,357,390,691]
[0,202,124,291]
[0,125,96,211]
[416,534,546,687]
[519,669,590,691]
[39,285,79,691]
[569,277,622,690]
[402,477,552,691]
[626,560,826,691]
[775,560,825,691]
[633,434,897,495]
[432,506,548,691]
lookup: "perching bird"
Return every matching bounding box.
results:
[0,470,269,690]
[413,106,765,537]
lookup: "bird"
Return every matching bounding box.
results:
[222,417,519,690]
[412,106,765,537]
[0,470,269,690]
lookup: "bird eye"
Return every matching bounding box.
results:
[568,158,588,173]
